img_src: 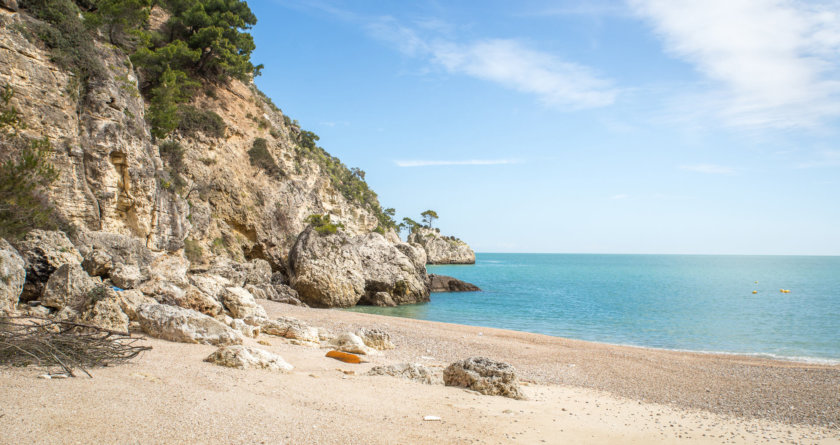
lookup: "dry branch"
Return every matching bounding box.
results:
[0,316,151,377]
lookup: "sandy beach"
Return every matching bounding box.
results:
[1,299,838,444]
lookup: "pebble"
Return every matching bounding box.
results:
[424,416,442,421]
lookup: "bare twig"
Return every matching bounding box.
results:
[0,316,151,377]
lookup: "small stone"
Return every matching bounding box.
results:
[423,416,442,421]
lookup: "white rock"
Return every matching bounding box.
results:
[221,286,267,319]
[204,345,292,372]
[136,303,242,345]
[331,332,374,355]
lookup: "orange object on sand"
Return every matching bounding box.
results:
[326,350,361,364]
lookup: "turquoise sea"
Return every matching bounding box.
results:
[347,253,840,363]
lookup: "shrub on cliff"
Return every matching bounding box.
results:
[248,138,283,177]
[177,105,225,138]
[0,86,60,240]
[305,214,344,236]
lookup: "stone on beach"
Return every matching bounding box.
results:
[331,332,374,355]
[244,315,320,343]
[205,345,293,371]
[221,286,267,319]
[357,327,395,350]
[136,303,242,345]
[367,363,436,384]
[443,357,525,399]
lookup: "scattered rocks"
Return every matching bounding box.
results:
[0,239,26,315]
[136,303,242,345]
[226,317,260,338]
[443,357,525,399]
[204,345,292,372]
[367,363,436,384]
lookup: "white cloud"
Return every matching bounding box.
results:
[395,159,518,167]
[366,19,618,109]
[679,164,736,175]
[630,0,840,128]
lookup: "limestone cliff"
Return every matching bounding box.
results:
[0,7,379,274]
[408,227,476,264]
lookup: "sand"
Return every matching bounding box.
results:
[1,300,838,445]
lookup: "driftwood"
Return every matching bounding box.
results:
[0,316,151,377]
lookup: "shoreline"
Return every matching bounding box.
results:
[346,305,840,367]
[2,299,838,444]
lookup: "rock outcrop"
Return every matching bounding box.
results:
[288,228,429,308]
[408,228,475,264]
[0,239,26,315]
[13,230,83,302]
[205,345,293,372]
[428,274,481,293]
[41,263,103,311]
[443,357,524,399]
[136,303,242,345]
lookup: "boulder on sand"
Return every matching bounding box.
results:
[443,357,525,399]
[136,303,242,345]
[205,345,293,372]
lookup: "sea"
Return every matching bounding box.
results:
[347,253,840,364]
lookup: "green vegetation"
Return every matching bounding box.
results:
[399,217,421,234]
[177,105,225,138]
[289,123,397,234]
[183,237,203,263]
[248,138,282,177]
[305,214,344,236]
[19,0,106,86]
[158,140,187,191]
[0,86,60,240]
[421,210,438,228]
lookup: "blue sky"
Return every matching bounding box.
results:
[250,0,840,255]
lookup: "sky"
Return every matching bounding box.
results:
[249,0,840,255]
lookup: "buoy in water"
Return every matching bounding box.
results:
[752,290,758,294]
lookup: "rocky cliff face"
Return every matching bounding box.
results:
[0,8,377,273]
[0,6,430,311]
[408,228,475,264]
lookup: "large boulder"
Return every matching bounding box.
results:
[221,286,266,319]
[205,345,293,372]
[244,258,272,286]
[148,254,189,287]
[408,227,475,264]
[330,332,374,355]
[14,230,83,301]
[268,284,305,306]
[81,248,113,278]
[73,231,154,272]
[288,228,429,308]
[443,357,524,399]
[428,274,481,293]
[0,239,26,315]
[41,263,103,311]
[136,303,242,345]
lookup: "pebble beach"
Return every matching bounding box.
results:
[1,299,838,444]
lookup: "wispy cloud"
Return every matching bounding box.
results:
[679,164,736,175]
[630,0,840,129]
[395,159,519,167]
[366,18,618,109]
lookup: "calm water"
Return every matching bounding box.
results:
[347,253,840,363]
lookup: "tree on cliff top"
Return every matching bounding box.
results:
[421,210,438,228]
